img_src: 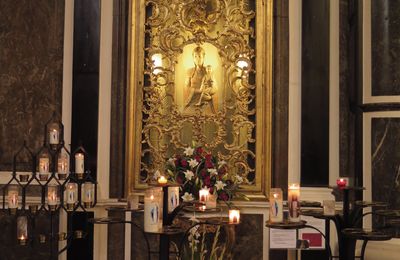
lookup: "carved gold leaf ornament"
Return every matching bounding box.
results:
[127,0,272,199]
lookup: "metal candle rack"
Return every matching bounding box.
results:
[0,113,97,258]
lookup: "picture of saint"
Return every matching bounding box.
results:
[150,204,159,224]
[183,46,217,113]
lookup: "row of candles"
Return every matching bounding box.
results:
[139,177,241,233]
[19,152,85,182]
[15,215,84,245]
[6,182,95,211]
[269,179,349,223]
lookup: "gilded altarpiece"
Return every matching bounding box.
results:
[126,0,272,199]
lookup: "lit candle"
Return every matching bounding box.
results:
[229,209,240,224]
[205,192,217,209]
[336,178,347,189]
[8,186,19,209]
[157,176,168,185]
[168,186,179,213]
[199,205,206,211]
[199,188,209,203]
[57,154,69,180]
[75,153,84,174]
[269,188,283,223]
[49,128,59,144]
[66,183,77,205]
[39,157,50,181]
[58,154,69,173]
[288,183,300,222]
[144,188,163,232]
[17,216,28,245]
[47,185,58,207]
[82,182,94,208]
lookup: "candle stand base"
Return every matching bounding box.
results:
[39,174,49,181]
[84,202,92,208]
[29,205,38,214]
[9,208,17,215]
[57,173,67,180]
[76,173,84,180]
[18,239,27,246]
[39,235,46,244]
[19,175,29,182]
[58,232,67,241]
[67,203,75,211]
[74,230,83,239]
[49,205,57,211]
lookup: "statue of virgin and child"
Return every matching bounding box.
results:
[183,46,217,113]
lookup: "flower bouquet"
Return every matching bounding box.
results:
[165,146,246,204]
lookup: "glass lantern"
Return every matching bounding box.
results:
[144,187,163,232]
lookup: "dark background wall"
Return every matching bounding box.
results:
[0,0,64,170]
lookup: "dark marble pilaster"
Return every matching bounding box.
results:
[339,0,359,182]
[272,0,288,192]
[371,118,400,225]
[371,1,400,96]
[271,1,288,259]
[107,210,125,260]
[110,0,129,199]
[0,0,64,170]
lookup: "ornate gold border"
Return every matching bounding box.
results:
[126,0,273,200]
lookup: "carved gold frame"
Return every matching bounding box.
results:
[126,0,273,200]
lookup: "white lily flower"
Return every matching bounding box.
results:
[235,175,244,184]
[168,157,175,166]
[208,168,218,176]
[181,192,194,202]
[218,160,227,167]
[215,180,226,191]
[184,147,195,156]
[153,170,161,180]
[188,159,199,168]
[184,170,194,180]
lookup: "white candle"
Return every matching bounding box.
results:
[47,185,58,206]
[83,182,94,204]
[49,129,59,144]
[205,193,217,209]
[199,188,209,203]
[144,188,163,232]
[168,186,179,213]
[269,188,283,223]
[17,216,28,242]
[58,155,69,174]
[66,183,77,204]
[39,157,49,174]
[8,187,18,209]
[158,176,167,185]
[288,183,300,222]
[75,153,84,174]
[229,209,240,224]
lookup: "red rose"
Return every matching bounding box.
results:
[204,175,211,186]
[201,169,207,178]
[175,155,181,166]
[205,160,213,168]
[205,154,212,161]
[218,167,226,175]
[218,192,229,201]
[209,187,214,194]
[181,159,188,167]
[196,147,204,155]
[195,155,201,162]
